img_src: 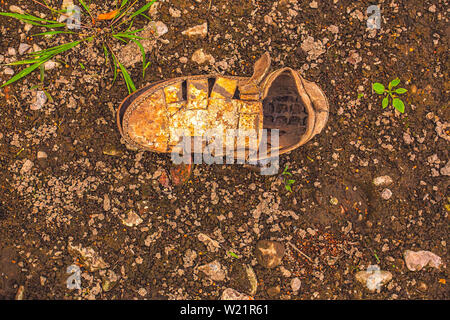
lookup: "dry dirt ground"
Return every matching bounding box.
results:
[0,0,448,300]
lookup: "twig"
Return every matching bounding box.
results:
[287,241,313,263]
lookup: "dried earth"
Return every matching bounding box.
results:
[0,0,448,300]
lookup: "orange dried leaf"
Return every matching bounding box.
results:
[97,9,119,21]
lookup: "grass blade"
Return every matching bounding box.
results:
[131,39,146,78]
[1,59,47,87]
[102,43,109,65]
[118,62,136,93]
[129,0,157,19]
[32,30,76,37]
[79,0,90,13]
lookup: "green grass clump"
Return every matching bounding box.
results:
[0,0,158,94]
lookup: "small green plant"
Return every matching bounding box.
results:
[227,251,239,259]
[0,0,158,94]
[372,78,408,113]
[281,165,295,192]
[29,63,53,102]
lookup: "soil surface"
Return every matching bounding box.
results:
[0,0,448,300]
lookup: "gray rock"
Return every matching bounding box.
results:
[355,268,392,291]
[192,48,215,65]
[30,91,47,110]
[20,160,34,175]
[9,5,24,14]
[44,60,58,70]
[440,161,450,176]
[197,233,220,252]
[381,188,392,200]
[3,68,14,76]
[373,175,393,186]
[198,260,227,281]
[230,264,258,296]
[404,250,442,271]
[221,288,251,300]
[182,22,208,39]
[67,243,109,272]
[301,36,326,60]
[120,210,143,227]
[267,285,280,297]
[291,277,301,292]
[169,7,181,18]
[255,240,285,269]
[18,43,31,55]
[103,194,111,211]
[37,151,47,159]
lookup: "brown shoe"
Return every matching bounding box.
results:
[116,52,329,161]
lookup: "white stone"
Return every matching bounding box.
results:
[9,5,24,14]
[291,277,301,292]
[373,175,393,186]
[381,188,392,200]
[198,260,227,281]
[192,48,215,65]
[355,268,392,292]
[3,68,14,76]
[21,160,34,174]
[30,91,47,111]
[37,151,48,159]
[182,22,208,38]
[121,210,143,227]
[404,250,442,271]
[44,60,58,70]
[440,161,450,176]
[18,43,31,55]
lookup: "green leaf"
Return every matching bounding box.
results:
[0,12,58,24]
[285,185,292,192]
[389,78,401,89]
[79,0,91,13]
[114,32,145,40]
[287,179,295,184]
[392,98,405,113]
[102,44,109,65]
[112,35,129,43]
[395,88,408,94]
[131,39,147,79]
[372,83,385,94]
[6,59,43,66]
[118,62,136,94]
[129,0,157,19]
[32,30,76,37]
[1,59,47,87]
[382,96,389,109]
[228,251,239,259]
